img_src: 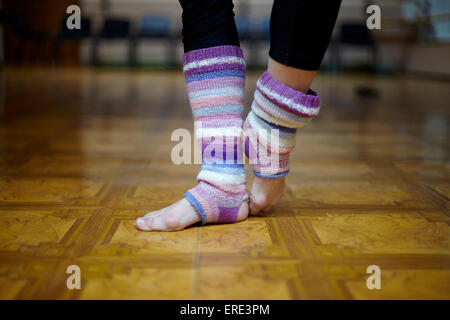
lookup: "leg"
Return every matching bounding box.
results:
[244,0,342,214]
[267,58,316,94]
[136,0,248,231]
[178,0,240,53]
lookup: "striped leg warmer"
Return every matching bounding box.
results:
[182,45,248,225]
[244,70,320,177]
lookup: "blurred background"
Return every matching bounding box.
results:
[0,0,449,75]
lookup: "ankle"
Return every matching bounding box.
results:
[267,57,316,93]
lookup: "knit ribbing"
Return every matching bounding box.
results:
[244,70,320,177]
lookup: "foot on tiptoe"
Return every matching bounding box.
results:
[135,198,249,232]
[249,176,285,215]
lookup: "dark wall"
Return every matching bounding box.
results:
[2,0,81,65]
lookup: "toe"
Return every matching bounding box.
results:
[136,215,170,231]
[249,176,285,216]
[249,195,266,215]
[236,200,249,221]
[135,217,151,231]
[249,203,262,215]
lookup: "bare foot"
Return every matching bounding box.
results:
[249,176,285,215]
[135,198,249,231]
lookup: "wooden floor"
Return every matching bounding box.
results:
[0,67,449,299]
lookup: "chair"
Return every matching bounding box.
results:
[132,15,176,67]
[331,23,377,72]
[59,16,92,39]
[0,11,52,64]
[139,16,170,38]
[91,18,133,66]
[53,16,92,64]
[235,16,251,41]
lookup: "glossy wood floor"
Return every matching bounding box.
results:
[0,67,449,299]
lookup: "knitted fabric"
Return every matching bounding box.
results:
[244,70,320,177]
[182,45,248,224]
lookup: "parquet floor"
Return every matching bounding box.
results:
[0,67,448,299]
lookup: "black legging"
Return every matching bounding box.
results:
[179,0,341,71]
